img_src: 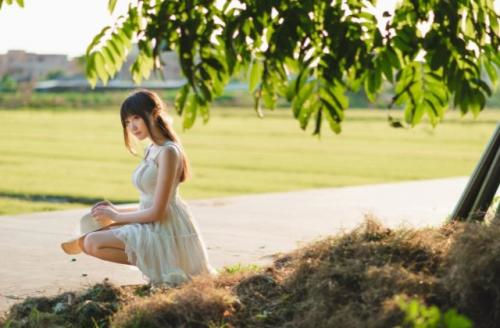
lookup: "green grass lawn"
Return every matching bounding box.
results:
[1,106,498,215]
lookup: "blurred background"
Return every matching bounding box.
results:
[1,0,499,216]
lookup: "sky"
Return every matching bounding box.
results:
[0,0,129,58]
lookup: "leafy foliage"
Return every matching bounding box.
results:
[7,0,498,134]
[0,0,24,10]
[397,296,472,328]
[0,75,18,92]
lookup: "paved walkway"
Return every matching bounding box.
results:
[0,177,469,314]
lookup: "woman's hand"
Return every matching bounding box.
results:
[91,206,121,226]
[91,200,118,212]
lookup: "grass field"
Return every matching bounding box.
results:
[1,107,498,215]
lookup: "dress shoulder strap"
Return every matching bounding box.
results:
[143,143,154,160]
[163,141,183,154]
[150,141,183,165]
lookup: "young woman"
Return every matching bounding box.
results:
[83,89,217,287]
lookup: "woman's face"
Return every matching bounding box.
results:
[125,114,150,140]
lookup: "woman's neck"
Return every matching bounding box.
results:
[149,129,168,146]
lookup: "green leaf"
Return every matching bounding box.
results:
[197,79,213,103]
[198,97,210,124]
[262,85,277,110]
[458,82,469,114]
[130,55,143,84]
[109,36,125,60]
[374,67,382,91]
[321,98,342,134]
[298,97,319,130]
[394,35,413,53]
[412,100,425,125]
[140,55,154,79]
[205,57,225,72]
[183,94,198,130]
[406,300,420,321]
[292,82,314,118]
[473,78,492,97]
[364,71,379,102]
[321,82,348,119]
[313,107,323,136]
[101,47,117,76]
[249,59,264,92]
[104,42,122,72]
[285,76,297,102]
[86,26,111,57]
[85,53,98,89]
[379,52,393,82]
[117,29,131,50]
[404,102,415,125]
[386,47,401,69]
[468,90,482,117]
[443,310,473,328]
[15,0,23,7]
[175,84,190,115]
[131,53,153,82]
[293,67,310,96]
[327,91,347,119]
[94,52,109,85]
[424,99,440,126]
[484,60,498,87]
[284,57,299,74]
[210,70,226,96]
[108,0,117,14]
[122,19,135,39]
[102,45,117,66]
[139,39,153,58]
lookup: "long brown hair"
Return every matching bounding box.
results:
[120,89,191,182]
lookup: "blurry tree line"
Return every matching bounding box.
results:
[1,81,500,110]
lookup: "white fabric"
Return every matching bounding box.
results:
[110,140,218,286]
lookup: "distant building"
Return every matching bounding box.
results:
[115,46,183,81]
[0,45,184,86]
[0,50,73,82]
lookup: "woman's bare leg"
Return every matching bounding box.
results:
[82,230,133,265]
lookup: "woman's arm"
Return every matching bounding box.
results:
[116,206,140,213]
[114,146,181,224]
[92,201,138,213]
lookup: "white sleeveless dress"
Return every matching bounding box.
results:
[110,140,218,286]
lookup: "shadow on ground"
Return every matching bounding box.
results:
[0,191,134,206]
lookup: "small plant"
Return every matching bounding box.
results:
[28,307,41,325]
[1,318,13,328]
[222,263,261,274]
[397,296,472,328]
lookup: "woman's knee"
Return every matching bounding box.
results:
[82,233,99,256]
[82,230,124,256]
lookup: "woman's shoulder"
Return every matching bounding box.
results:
[154,140,183,159]
[160,140,182,152]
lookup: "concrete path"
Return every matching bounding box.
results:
[0,176,469,315]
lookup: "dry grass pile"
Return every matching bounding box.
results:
[0,280,124,327]
[3,217,500,327]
